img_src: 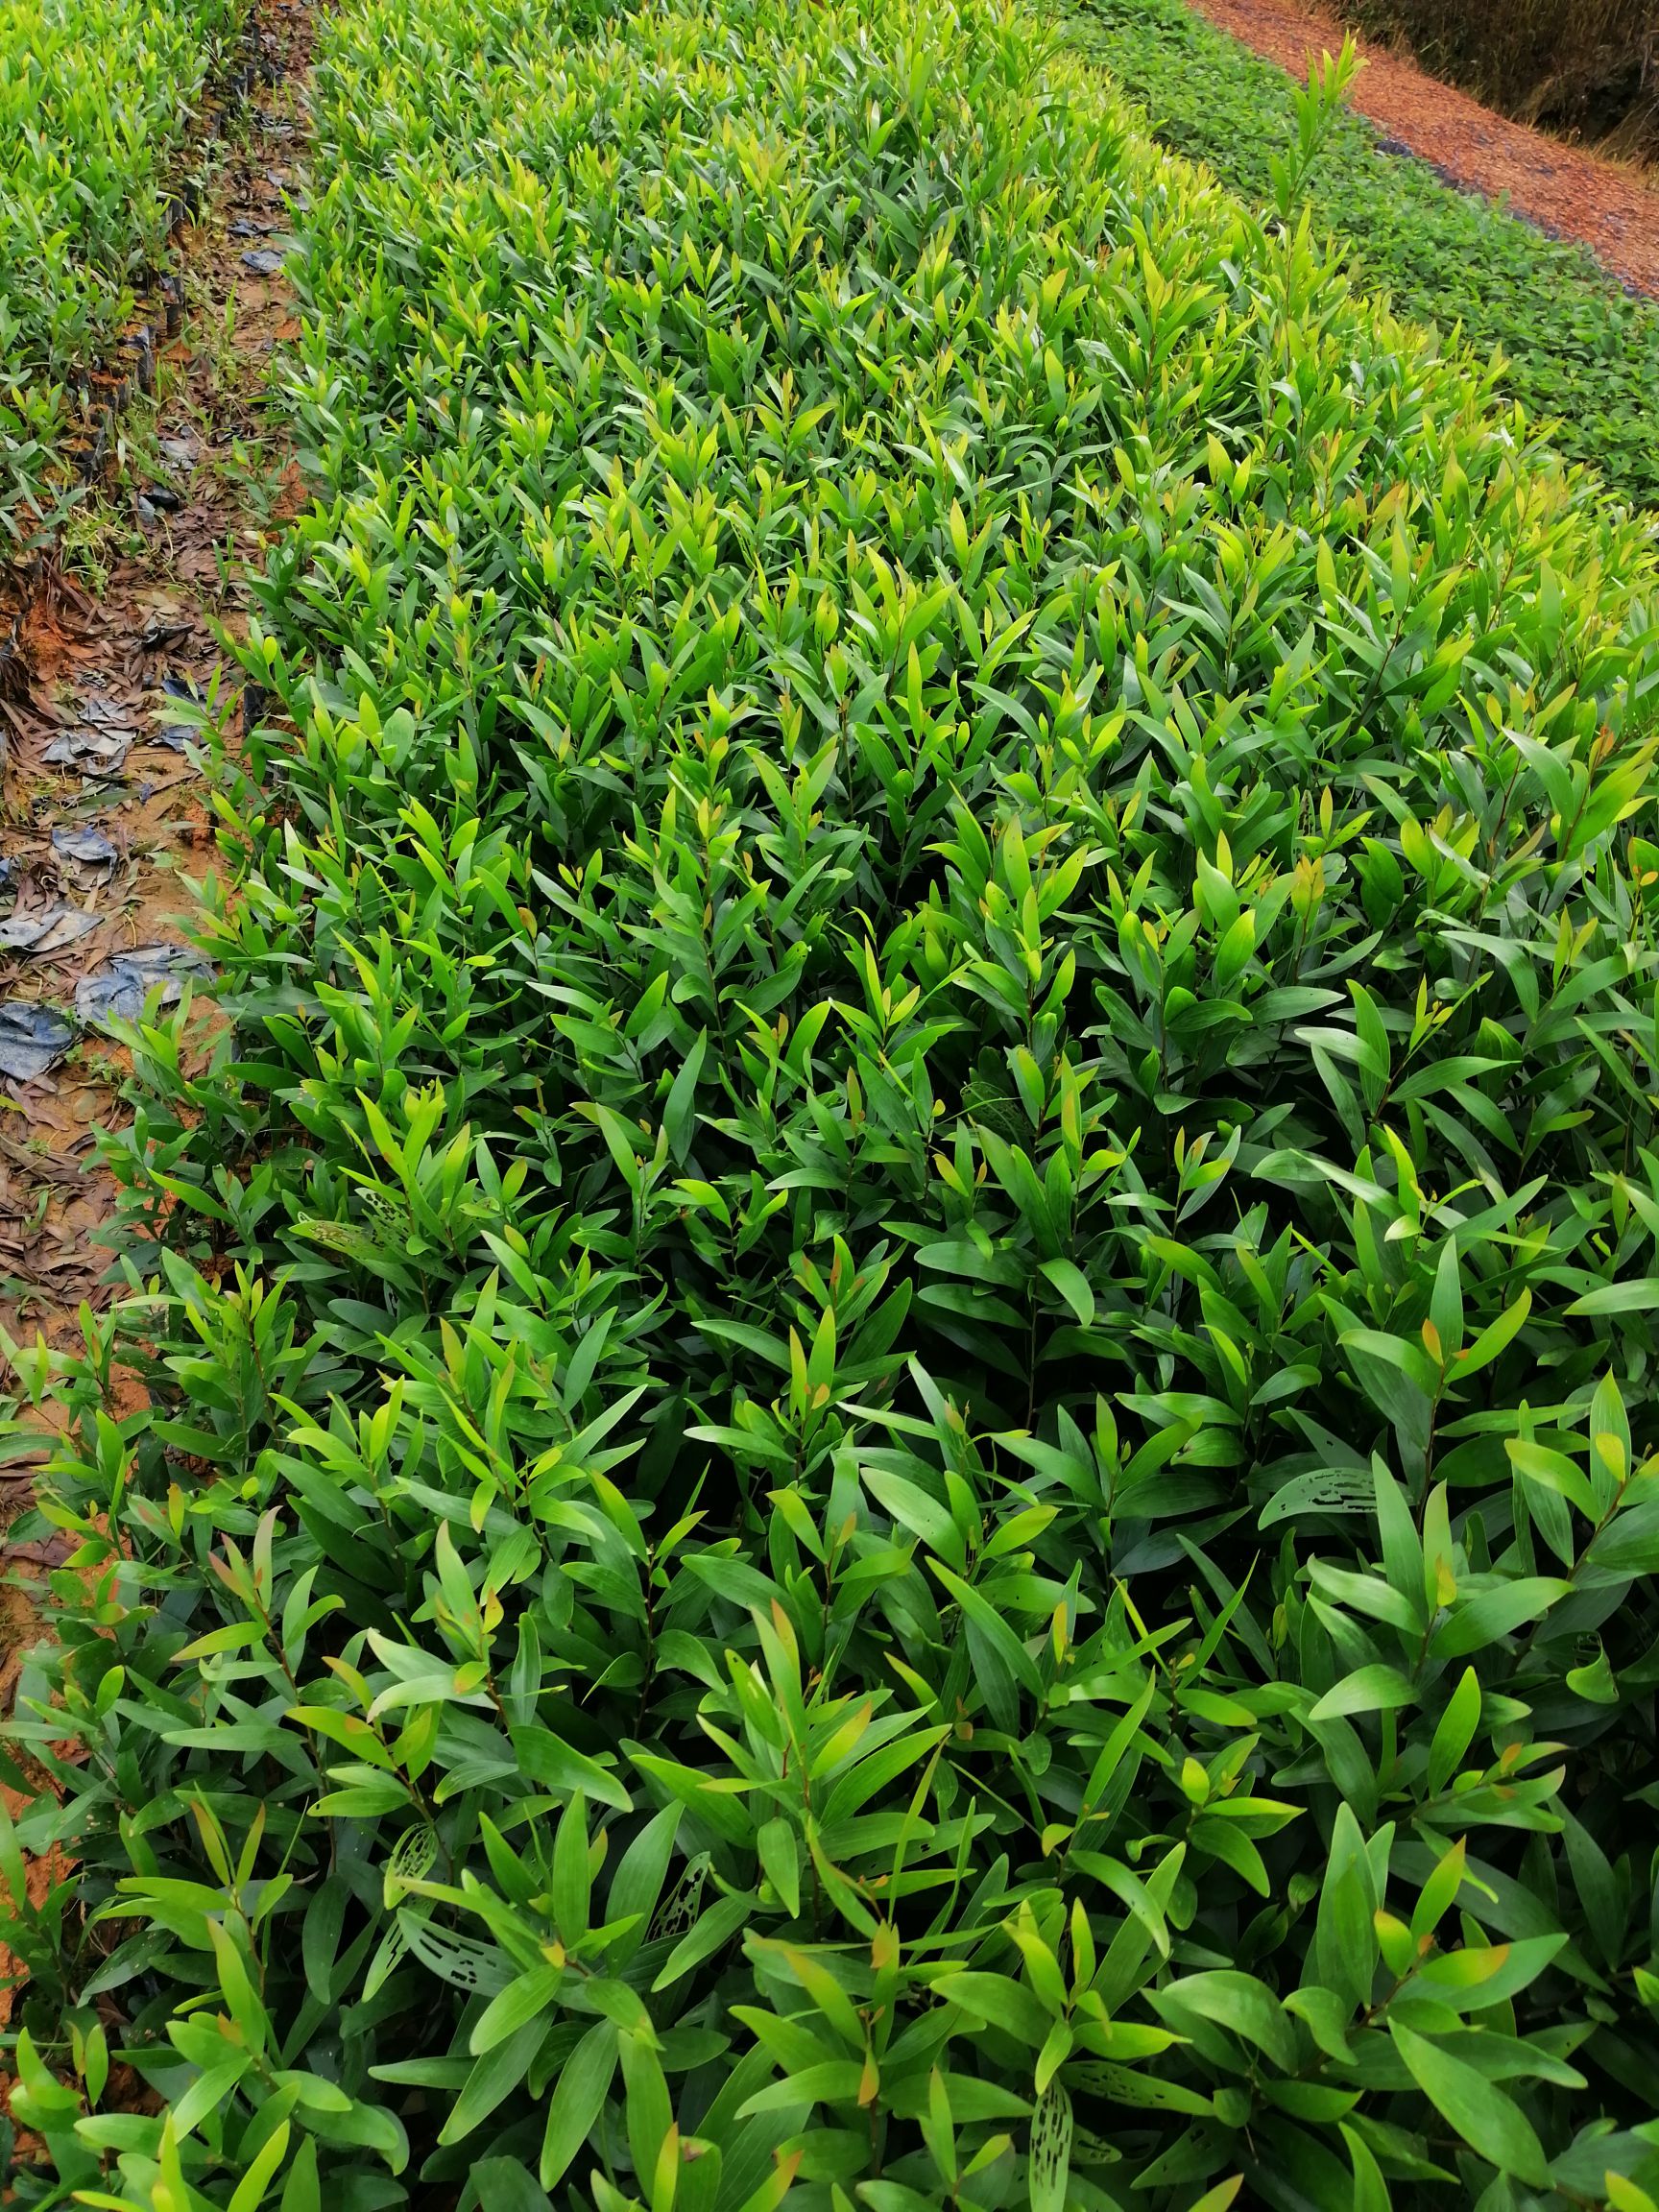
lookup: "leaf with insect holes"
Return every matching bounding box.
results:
[1028,2081,1073,2212]
[649,1855,711,1945]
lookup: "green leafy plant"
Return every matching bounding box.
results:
[3,0,1659,2205]
[1267,32,1362,220]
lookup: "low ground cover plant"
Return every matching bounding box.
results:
[0,0,244,557]
[1071,0,1659,511]
[5,0,1659,2205]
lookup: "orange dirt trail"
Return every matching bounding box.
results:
[1186,0,1659,300]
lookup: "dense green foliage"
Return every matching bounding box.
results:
[1070,0,1659,511]
[6,0,1659,2206]
[0,0,243,556]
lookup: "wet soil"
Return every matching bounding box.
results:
[1186,0,1659,299]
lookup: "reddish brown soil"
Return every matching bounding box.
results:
[1188,0,1659,299]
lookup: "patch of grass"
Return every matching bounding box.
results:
[56,503,129,595]
[1069,0,1659,507]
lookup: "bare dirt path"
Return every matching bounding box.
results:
[1185,0,1659,300]
[0,0,310,2090]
